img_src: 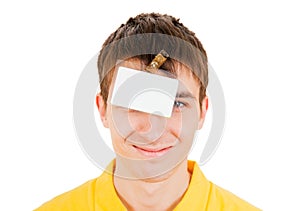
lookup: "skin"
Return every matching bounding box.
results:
[96,59,208,210]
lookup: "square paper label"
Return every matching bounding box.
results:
[110,66,178,118]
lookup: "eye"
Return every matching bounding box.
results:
[173,101,186,111]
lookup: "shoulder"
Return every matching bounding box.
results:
[186,160,261,211]
[207,182,261,211]
[34,178,98,211]
[34,160,122,211]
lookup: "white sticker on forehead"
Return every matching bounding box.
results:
[110,66,178,118]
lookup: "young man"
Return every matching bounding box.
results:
[35,13,260,210]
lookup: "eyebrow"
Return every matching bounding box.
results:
[176,91,196,99]
[155,69,195,99]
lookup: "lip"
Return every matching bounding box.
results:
[133,145,173,158]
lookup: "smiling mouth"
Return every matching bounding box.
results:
[133,145,173,158]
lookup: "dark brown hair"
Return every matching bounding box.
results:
[97,13,208,108]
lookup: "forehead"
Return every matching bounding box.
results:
[115,58,200,89]
[107,58,201,105]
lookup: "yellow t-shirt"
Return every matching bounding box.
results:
[35,160,261,211]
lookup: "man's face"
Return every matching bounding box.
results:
[96,59,208,177]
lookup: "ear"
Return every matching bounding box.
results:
[197,96,209,130]
[96,93,109,128]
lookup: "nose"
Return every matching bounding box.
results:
[128,110,167,144]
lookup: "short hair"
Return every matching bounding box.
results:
[97,13,208,108]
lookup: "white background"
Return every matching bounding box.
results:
[1,0,299,210]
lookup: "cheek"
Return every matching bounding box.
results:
[105,108,126,150]
[167,109,199,142]
[166,112,182,137]
[107,106,134,139]
[107,120,123,150]
[108,118,136,158]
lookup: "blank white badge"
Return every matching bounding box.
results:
[110,66,179,118]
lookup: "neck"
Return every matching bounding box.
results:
[113,159,191,211]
